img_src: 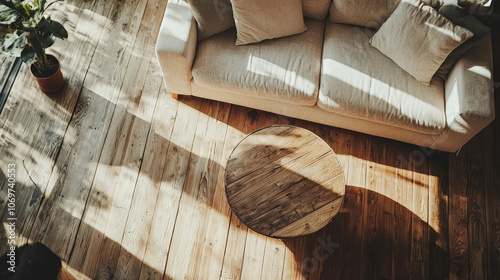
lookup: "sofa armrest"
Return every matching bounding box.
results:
[437,33,495,152]
[156,0,197,95]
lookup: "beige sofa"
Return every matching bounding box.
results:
[155,0,495,153]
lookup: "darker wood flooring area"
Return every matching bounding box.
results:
[0,0,499,279]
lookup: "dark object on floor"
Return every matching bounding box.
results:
[0,242,76,280]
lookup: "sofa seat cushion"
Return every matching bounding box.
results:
[192,19,324,106]
[319,23,446,135]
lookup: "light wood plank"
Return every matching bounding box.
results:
[163,100,231,280]
[111,13,172,274]
[260,237,286,280]
[29,87,115,260]
[88,0,167,277]
[138,97,203,280]
[82,0,147,102]
[220,212,249,280]
[60,0,154,277]
[195,106,254,280]
[112,85,178,279]
[240,229,267,280]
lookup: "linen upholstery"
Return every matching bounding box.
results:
[441,34,495,152]
[436,3,491,79]
[302,0,332,20]
[320,22,446,134]
[155,0,495,153]
[329,0,400,28]
[186,0,332,41]
[369,0,473,85]
[230,0,307,45]
[192,19,324,106]
[186,0,234,41]
[190,83,453,151]
[156,0,197,95]
[329,0,442,28]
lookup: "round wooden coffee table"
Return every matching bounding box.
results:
[224,125,345,238]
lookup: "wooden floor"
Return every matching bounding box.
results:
[0,0,499,279]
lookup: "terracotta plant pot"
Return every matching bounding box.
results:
[30,54,65,94]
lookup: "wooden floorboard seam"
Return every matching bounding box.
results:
[134,93,179,278]
[161,101,208,279]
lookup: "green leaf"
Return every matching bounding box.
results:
[1,31,28,56]
[20,47,36,64]
[8,1,27,17]
[43,32,55,48]
[46,18,67,39]
[36,15,47,29]
[22,17,37,28]
[0,3,21,24]
[21,2,33,17]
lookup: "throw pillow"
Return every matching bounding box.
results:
[435,3,491,79]
[328,0,442,29]
[230,0,307,45]
[369,0,473,85]
[186,0,235,41]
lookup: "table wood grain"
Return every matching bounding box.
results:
[225,125,345,238]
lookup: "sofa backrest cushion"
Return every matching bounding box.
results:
[188,0,332,41]
[232,0,307,45]
[302,0,333,20]
[186,0,234,41]
[329,0,442,28]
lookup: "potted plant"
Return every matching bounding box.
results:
[0,0,68,94]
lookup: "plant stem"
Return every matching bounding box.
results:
[40,48,49,74]
[34,26,50,75]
